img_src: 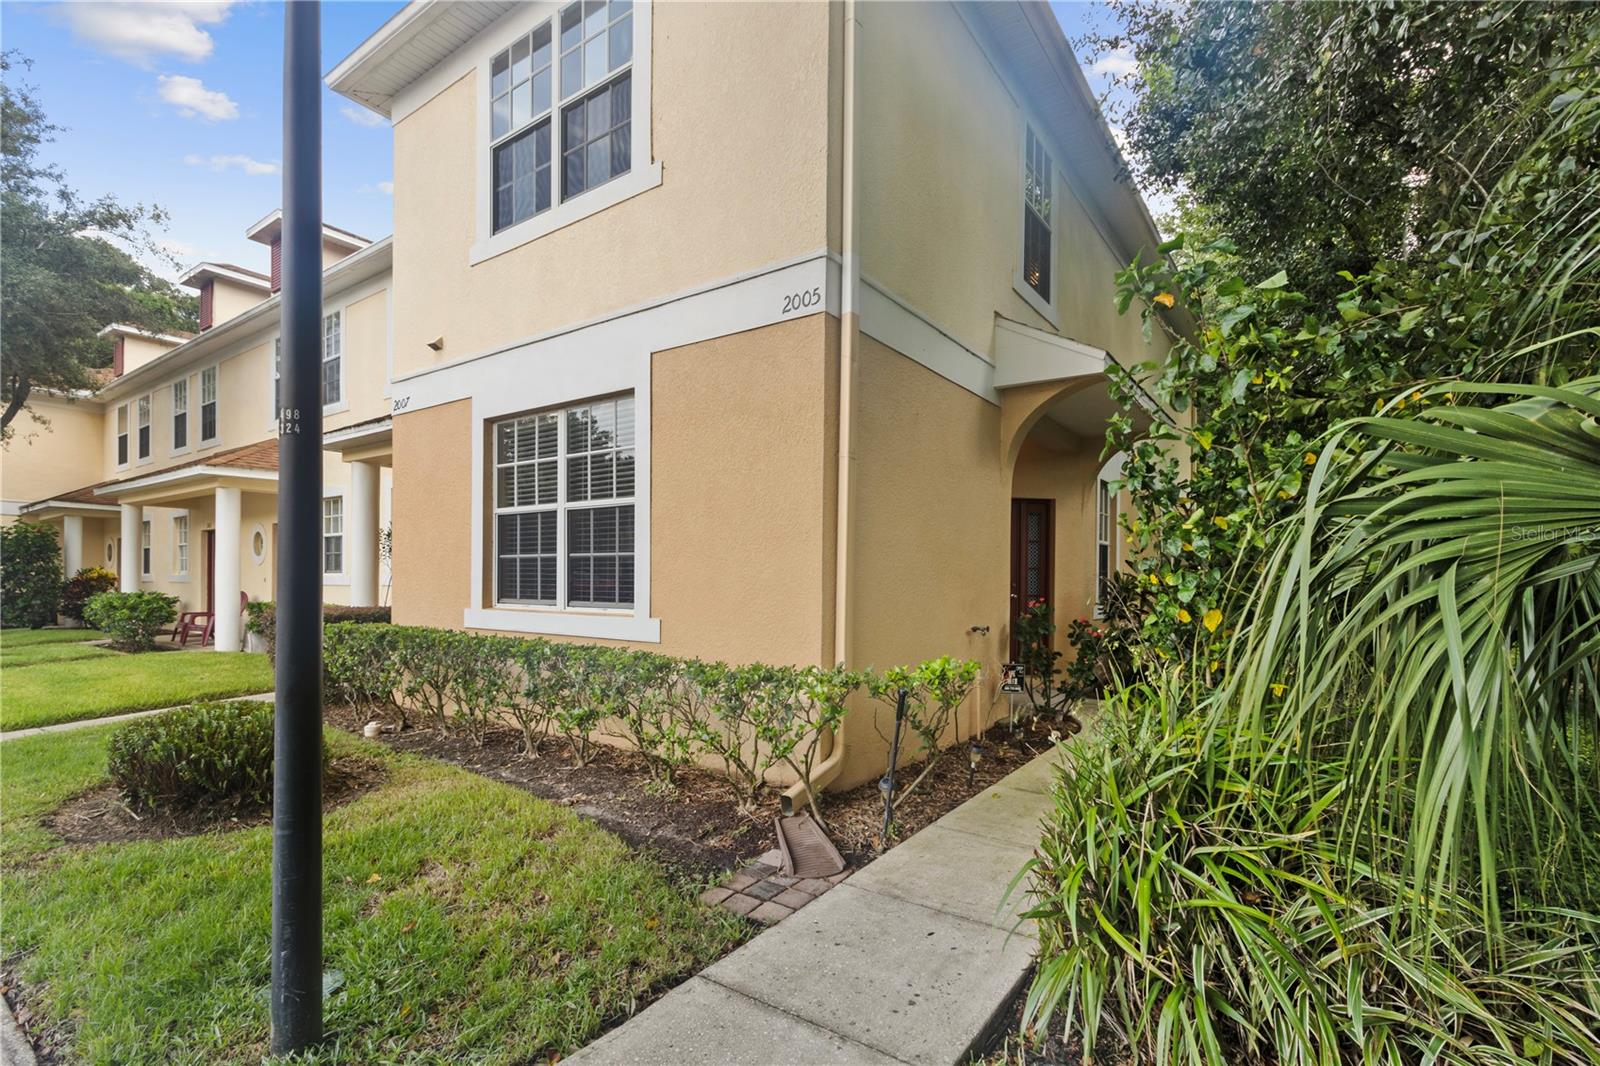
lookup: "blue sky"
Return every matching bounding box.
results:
[1,1,1140,283]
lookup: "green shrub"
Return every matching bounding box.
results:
[107,701,284,809]
[1024,678,1600,1064]
[0,522,63,628]
[319,624,980,816]
[245,601,392,662]
[83,590,178,651]
[60,566,118,622]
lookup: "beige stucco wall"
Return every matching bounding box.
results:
[212,279,269,327]
[854,1,1165,371]
[389,1,832,376]
[1,394,106,509]
[120,334,181,376]
[392,317,837,666]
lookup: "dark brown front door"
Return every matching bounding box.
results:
[1009,498,1053,659]
[204,531,216,613]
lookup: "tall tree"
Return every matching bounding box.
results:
[1085,1,1592,299]
[1,52,198,436]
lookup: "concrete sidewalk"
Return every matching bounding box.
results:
[0,692,276,742]
[568,748,1066,1066]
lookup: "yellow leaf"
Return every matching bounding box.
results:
[1163,573,1178,587]
[1149,574,1160,587]
[1177,609,1192,623]
[1181,542,1193,552]
[1208,660,1220,672]
[1276,490,1291,500]
[366,873,382,884]
[644,917,660,930]
[1212,516,1229,531]
[1153,291,1176,308]
[1203,609,1222,633]
[1251,373,1263,385]
[1304,451,1317,465]
[1271,682,1287,697]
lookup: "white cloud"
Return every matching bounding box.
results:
[341,105,389,129]
[1091,47,1138,79]
[184,153,280,176]
[158,75,238,121]
[58,2,234,67]
[378,180,394,195]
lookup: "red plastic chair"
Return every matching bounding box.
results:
[178,592,248,646]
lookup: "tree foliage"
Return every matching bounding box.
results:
[0,52,197,436]
[1085,1,1595,300]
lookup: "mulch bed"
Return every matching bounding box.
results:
[324,703,1074,876]
[43,754,386,847]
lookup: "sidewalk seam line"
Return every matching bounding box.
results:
[695,973,917,1066]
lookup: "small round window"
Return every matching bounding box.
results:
[251,530,267,561]
[106,542,115,563]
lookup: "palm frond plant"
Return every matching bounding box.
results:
[1223,374,1600,925]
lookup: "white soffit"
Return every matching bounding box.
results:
[992,316,1107,388]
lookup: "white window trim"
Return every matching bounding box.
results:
[269,306,351,430]
[1013,120,1060,329]
[249,522,269,566]
[115,403,130,469]
[135,393,154,466]
[170,377,191,456]
[469,0,658,267]
[199,365,220,445]
[321,490,348,583]
[462,343,657,642]
[172,512,191,581]
[140,519,153,579]
[491,396,637,612]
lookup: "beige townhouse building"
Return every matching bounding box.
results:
[330,0,1173,791]
[7,215,396,651]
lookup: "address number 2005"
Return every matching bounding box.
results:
[782,287,823,314]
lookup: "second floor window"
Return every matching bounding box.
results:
[1023,126,1053,303]
[116,404,129,466]
[137,395,152,460]
[201,367,218,442]
[323,312,342,406]
[172,379,189,450]
[491,0,633,234]
[275,313,343,415]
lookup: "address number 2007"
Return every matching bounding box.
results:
[782,287,823,314]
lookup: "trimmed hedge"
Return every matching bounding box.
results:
[84,591,178,652]
[323,623,980,816]
[1,522,63,629]
[108,701,288,809]
[245,601,392,662]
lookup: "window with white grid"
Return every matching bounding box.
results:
[174,515,189,576]
[116,404,129,466]
[200,366,218,442]
[141,519,152,577]
[323,497,344,575]
[493,393,635,609]
[136,394,152,460]
[1094,480,1114,619]
[172,379,188,450]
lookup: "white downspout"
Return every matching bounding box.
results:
[785,0,859,817]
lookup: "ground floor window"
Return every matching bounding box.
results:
[493,393,635,609]
[173,515,189,576]
[141,520,152,578]
[1094,480,1114,618]
[323,497,344,575]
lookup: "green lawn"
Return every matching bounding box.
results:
[1,720,745,1063]
[1,648,274,731]
[0,627,106,648]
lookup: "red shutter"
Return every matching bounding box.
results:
[112,336,125,377]
[270,237,282,293]
[199,280,215,330]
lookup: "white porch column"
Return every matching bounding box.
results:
[118,504,141,592]
[348,460,380,607]
[214,485,243,652]
[62,515,84,577]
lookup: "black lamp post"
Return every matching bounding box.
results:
[271,0,324,1053]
